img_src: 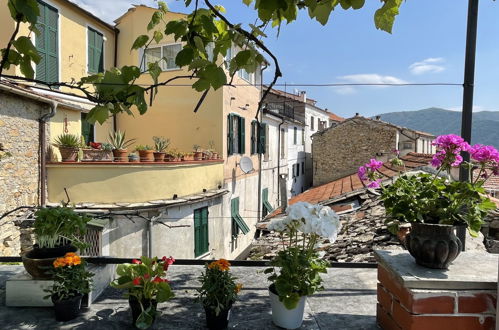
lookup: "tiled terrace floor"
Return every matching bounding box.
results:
[0,265,379,330]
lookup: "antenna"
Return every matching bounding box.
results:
[239,156,254,174]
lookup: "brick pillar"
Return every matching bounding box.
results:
[375,250,497,330]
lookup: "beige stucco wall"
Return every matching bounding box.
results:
[46,161,224,204]
[312,118,398,185]
[0,0,116,94]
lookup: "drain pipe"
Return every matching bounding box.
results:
[277,117,285,204]
[257,64,268,222]
[0,84,58,207]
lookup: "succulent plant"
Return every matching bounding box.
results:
[108,130,136,150]
[53,134,80,148]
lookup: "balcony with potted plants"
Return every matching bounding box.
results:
[47,130,224,205]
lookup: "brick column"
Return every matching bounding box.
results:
[375,250,497,330]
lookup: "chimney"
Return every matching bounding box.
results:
[375,115,381,120]
[355,112,359,116]
[299,91,307,103]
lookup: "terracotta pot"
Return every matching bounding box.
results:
[52,294,83,322]
[204,303,232,330]
[194,151,203,161]
[22,245,77,279]
[184,154,194,161]
[153,152,165,162]
[113,149,128,162]
[405,223,462,269]
[138,150,154,162]
[164,154,174,162]
[82,149,113,162]
[58,147,78,162]
[129,296,157,328]
[211,152,219,160]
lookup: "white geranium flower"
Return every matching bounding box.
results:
[286,202,313,221]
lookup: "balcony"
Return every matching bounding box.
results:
[46,160,224,205]
[265,102,296,120]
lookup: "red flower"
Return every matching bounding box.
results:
[132,259,141,264]
[133,277,141,285]
[144,273,150,279]
[152,276,163,283]
[163,263,169,271]
[166,256,175,265]
[89,142,101,149]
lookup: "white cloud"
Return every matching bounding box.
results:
[409,57,445,75]
[70,0,162,23]
[337,74,408,85]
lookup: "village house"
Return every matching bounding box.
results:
[312,115,436,186]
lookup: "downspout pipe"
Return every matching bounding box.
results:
[0,84,57,207]
[277,117,285,204]
[257,64,268,222]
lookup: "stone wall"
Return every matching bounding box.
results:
[0,90,48,256]
[312,117,397,185]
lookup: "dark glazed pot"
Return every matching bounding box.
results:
[405,223,462,269]
[129,296,157,328]
[52,294,83,322]
[204,304,232,330]
[22,244,77,279]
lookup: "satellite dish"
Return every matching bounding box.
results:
[239,156,254,174]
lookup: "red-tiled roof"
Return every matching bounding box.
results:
[268,152,434,218]
[473,169,499,191]
[328,112,345,122]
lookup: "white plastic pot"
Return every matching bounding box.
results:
[269,288,306,329]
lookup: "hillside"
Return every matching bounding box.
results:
[377,108,499,149]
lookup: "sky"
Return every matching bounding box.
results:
[72,0,499,118]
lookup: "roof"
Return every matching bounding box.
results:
[473,169,499,192]
[63,0,116,31]
[317,115,435,138]
[268,152,434,218]
[114,4,187,24]
[0,79,95,112]
[268,88,317,105]
[328,112,345,122]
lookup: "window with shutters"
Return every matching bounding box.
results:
[81,113,94,144]
[231,197,249,252]
[141,43,181,71]
[194,207,209,257]
[227,114,245,156]
[88,27,104,74]
[311,116,315,130]
[36,0,59,84]
[294,127,297,144]
[262,188,273,217]
[250,121,258,155]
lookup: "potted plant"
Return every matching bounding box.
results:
[164,150,175,162]
[111,256,175,329]
[265,202,342,329]
[152,136,170,162]
[129,153,140,163]
[53,133,80,162]
[44,252,93,322]
[193,145,203,161]
[207,140,219,159]
[109,130,136,162]
[82,142,113,162]
[22,206,91,279]
[135,145,154,162]
[197,259,242,330]
[358,135,498,269]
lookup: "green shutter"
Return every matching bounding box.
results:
[81,113,94,144]
[239,117,245,154]
[227,114,233,155]
[36,1,58,84]
[231,198,250,235]
[258,123,267,154]
[88,28,104,73]
[262,188,273,216]
[194,207,209,257]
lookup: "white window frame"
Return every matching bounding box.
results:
[140,42,182,72]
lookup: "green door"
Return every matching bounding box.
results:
[36,0,58,84]
[194,207,209,257]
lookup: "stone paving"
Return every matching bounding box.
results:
[0,265,379,330]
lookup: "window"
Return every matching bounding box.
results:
[142,44,181,71]
[302,161,304,175]
[36,0,59,84]
[317,118,321,130]
[194,207,209,257]
[81,113,94,144]
[251,121,267,155]
[296,163,300,177]
[311,116,315,130]
[402,142,413,150]
[262,188,273,217]
[302,128,305,145]
[293,127,297,145]
[227,114,245,155]
[239,68,254,84]
[87,27,104,73]
[231,198,250,239]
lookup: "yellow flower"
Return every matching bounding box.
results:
[235,283,243,293]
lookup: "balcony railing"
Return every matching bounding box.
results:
[265,102,295,119]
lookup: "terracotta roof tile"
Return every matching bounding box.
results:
[328,113,345,122]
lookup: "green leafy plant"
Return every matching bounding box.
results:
[152,136,170,152]
[197,259,242,316]
[44,252,93,301]
[111,256,175,329]
[265,202,341,309]
[101,142,113,151]
[33,207,91,250]
[108,130,136,150]
[135,145,153,151]
[193,144,202,152]
[53,134,80,148]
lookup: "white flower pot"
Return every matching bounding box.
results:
[269,288,306,329]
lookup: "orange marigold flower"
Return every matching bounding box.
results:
[217,259,230,271]
[72,256,81,265]
[53,258,66,268]
[64,256,74,265]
